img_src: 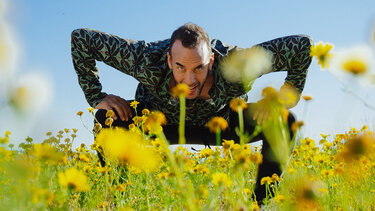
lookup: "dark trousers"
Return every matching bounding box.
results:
[94,102,296,204]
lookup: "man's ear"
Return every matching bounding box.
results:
[209,52,214,70]
[167,52,172,69]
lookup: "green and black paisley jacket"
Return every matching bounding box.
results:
[71,28,312,126]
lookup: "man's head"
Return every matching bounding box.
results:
[167,23,214,99]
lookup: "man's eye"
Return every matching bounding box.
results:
[195,66,202,71]
[177,66,184,71]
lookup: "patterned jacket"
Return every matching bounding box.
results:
[71,28,312,126]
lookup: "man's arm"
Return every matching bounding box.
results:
[71,28,148,120]
[257,35,313,106]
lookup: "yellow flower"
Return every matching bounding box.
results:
[94,123,102,133]
[106,110,115,118]
[129,100,140,109]
[105,117,114,126]
[116,184,126,192]
[338,133,375,162]
[310,42,333,69]
[142,108,150,115]
[250,202,260,211]
[331,45,374,86]
[9,86,31,112]
[87,107,95,114]
[302,95,312,101]
[342,57,368,75]
[171,83,189,98]
[198,148,215,158]
[5,130,11,136]
[288,168,296,174]
[58,167,90,192]
[212,172,232,187]
[243,188,251,194]
[271,173,281,182]
[222,139,235,150]
[0,136,9,144]
[205,117,228,133]
[320,169,333,178]
[157,172,170,179]
[318,188,328,194]
[274,194,286,203]
[260,176,272,185]
[79,154,90,162]
[251,152,263,164]
[294,179,320,210]
[229,98,248,112]
[96,128,159,171]
[76,111,83,116]
[0,146,12,162]
[143,111,167,134]
[291,121,304,132]
[32,143,65,163]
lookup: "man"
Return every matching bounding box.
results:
[71,23,312,204]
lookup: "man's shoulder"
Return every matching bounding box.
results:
[144,39,170,64]
[210,39,237,57]
[147,39,171,51]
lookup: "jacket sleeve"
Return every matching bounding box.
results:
[256,35,313,93]
[71,28,148,107]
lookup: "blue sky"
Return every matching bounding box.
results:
[1,0,375,147]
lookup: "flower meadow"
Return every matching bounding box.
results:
[1,108,375,210]
[2,2,375,210]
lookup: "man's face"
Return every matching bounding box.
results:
[167,40,214,99]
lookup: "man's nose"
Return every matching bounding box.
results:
[184,71,196,86]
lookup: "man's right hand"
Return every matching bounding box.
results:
[95,94,133,121]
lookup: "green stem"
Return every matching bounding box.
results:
[146,173,150,210]
[179,94,186,145]
[216,130,221,146]
[238,106,244,145]
[157,131,196,210]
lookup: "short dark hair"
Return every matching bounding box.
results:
[170,23,211,54]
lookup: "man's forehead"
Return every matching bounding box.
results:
[170,40,211,63]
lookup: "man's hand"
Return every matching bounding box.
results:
[95,94,133,121]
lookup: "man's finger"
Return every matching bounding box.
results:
[118,98,133,119]
[113,97,130,121]
[111,102,127,121]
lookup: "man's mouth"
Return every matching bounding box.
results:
[188,85,199,94]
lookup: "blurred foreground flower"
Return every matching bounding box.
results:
[229,98,248,112]
[96,127,159,171]
[32,143,65,164]
[171,83,189,98]
[58,167,90,192]
[206,117,228,133]
[212,172,232,187]
[143,111,167,135]
[206,116,228,146]
[8,72,53,113]
[310,42,334,69]
[338,133,375,163]
[293,179,321,210]
[221,46,273,91]
[0,10,19,76]
[331,45,375,86]
[247,85,298,169]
